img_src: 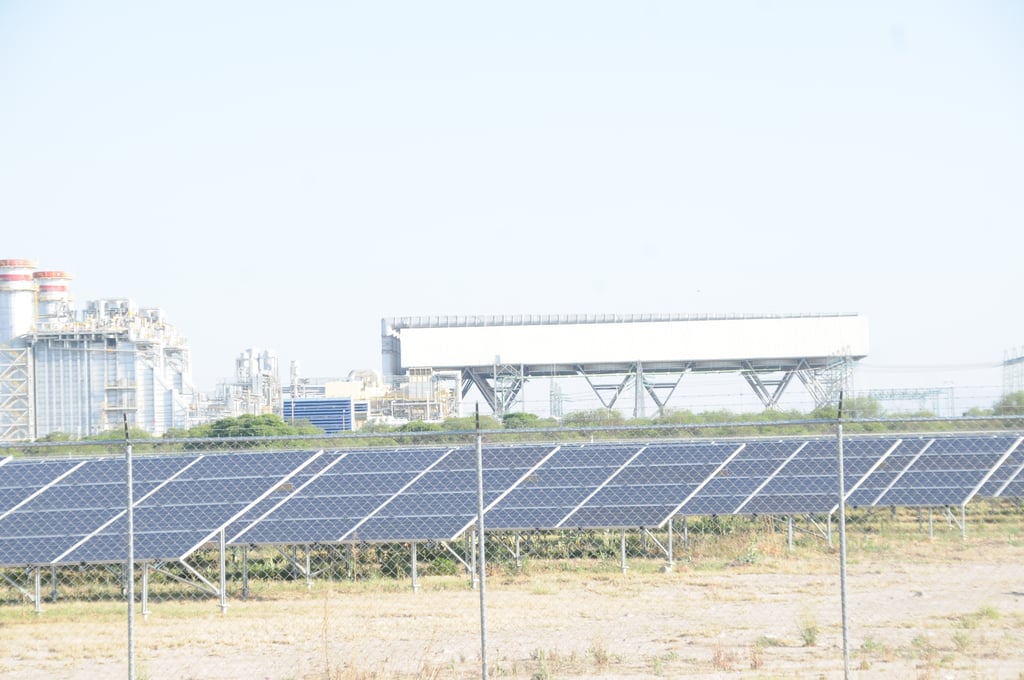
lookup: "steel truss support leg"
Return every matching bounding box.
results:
[272,545,317,583]
[942,505,968,540]
[619,530,628,574]
[639,527,673,571]
[50,566,58,603]
[34,567,42,615]
[218,529,228,614]
[666,519,674,571]
[463,367,526,415]
[149,560,218,597]
[470,531,479,590]
[788,516,794,551]
[579,368,634,411]
[2,570,34,605]
[438,540,473,578]
[410,543,420,593]
[638,365,690,418]
[741,363,796,410]
[242,546,250,600]
[142,563,151,619]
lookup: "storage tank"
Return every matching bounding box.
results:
[0,259,38,346]
[33,270,73,323]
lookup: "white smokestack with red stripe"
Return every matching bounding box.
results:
[33,270,74,323]
[0,259,38,346]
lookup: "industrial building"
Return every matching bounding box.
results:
[0,256,875,441]
[0,259,201,441]
[282,397,369,434]
[207,348,284,420]
[382,313,870,417]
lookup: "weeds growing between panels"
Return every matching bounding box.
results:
[1,502,1022,608]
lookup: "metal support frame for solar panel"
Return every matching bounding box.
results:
[1,569,34,604]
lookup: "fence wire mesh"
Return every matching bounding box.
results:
[1,417,1023,679]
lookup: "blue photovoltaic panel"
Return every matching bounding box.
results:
[61,450,319,564]
[230,447,455,546]
[739,441,835,514]
[969,436,1024,498]
[560,441,744,528]
[845,438,933,508]
[999,479,1024,499]
[3,431,1023,564]
[741,437,903,514]
[0,458,85,517]
[0,455,199,566]
[875,436,1021,507]
[484,443,641,531]
[347,444,559,542]
[225,450,341,538]
[672,440,806,517]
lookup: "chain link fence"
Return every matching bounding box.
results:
[2,417,1023,679]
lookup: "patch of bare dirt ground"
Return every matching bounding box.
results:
[2,523,1023,679]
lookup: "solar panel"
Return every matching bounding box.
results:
[0,455,200,567]
[998,478,1024,499]
[484,443,643,531]
[867,436,1019,507]
[339,444,560,542]
[844,438,931,508]
[0,458,88,518]
[559,441,746,528]
[230,447,456,546]
[973,436,1024,498]
[671,440,806,517]
[224,449,343,538]
[60,450,321,564]
[2,432,1023,565]
[741,437,905,515]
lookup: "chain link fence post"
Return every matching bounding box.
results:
[836,395,851,680]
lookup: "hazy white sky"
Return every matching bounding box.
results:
[1,2,1021,408]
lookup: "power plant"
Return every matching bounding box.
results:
[0,259,200,441]
[2,257,929,442]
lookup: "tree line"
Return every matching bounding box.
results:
[27,391,1024,448]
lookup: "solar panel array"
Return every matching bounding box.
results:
[0,433,1021,567]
